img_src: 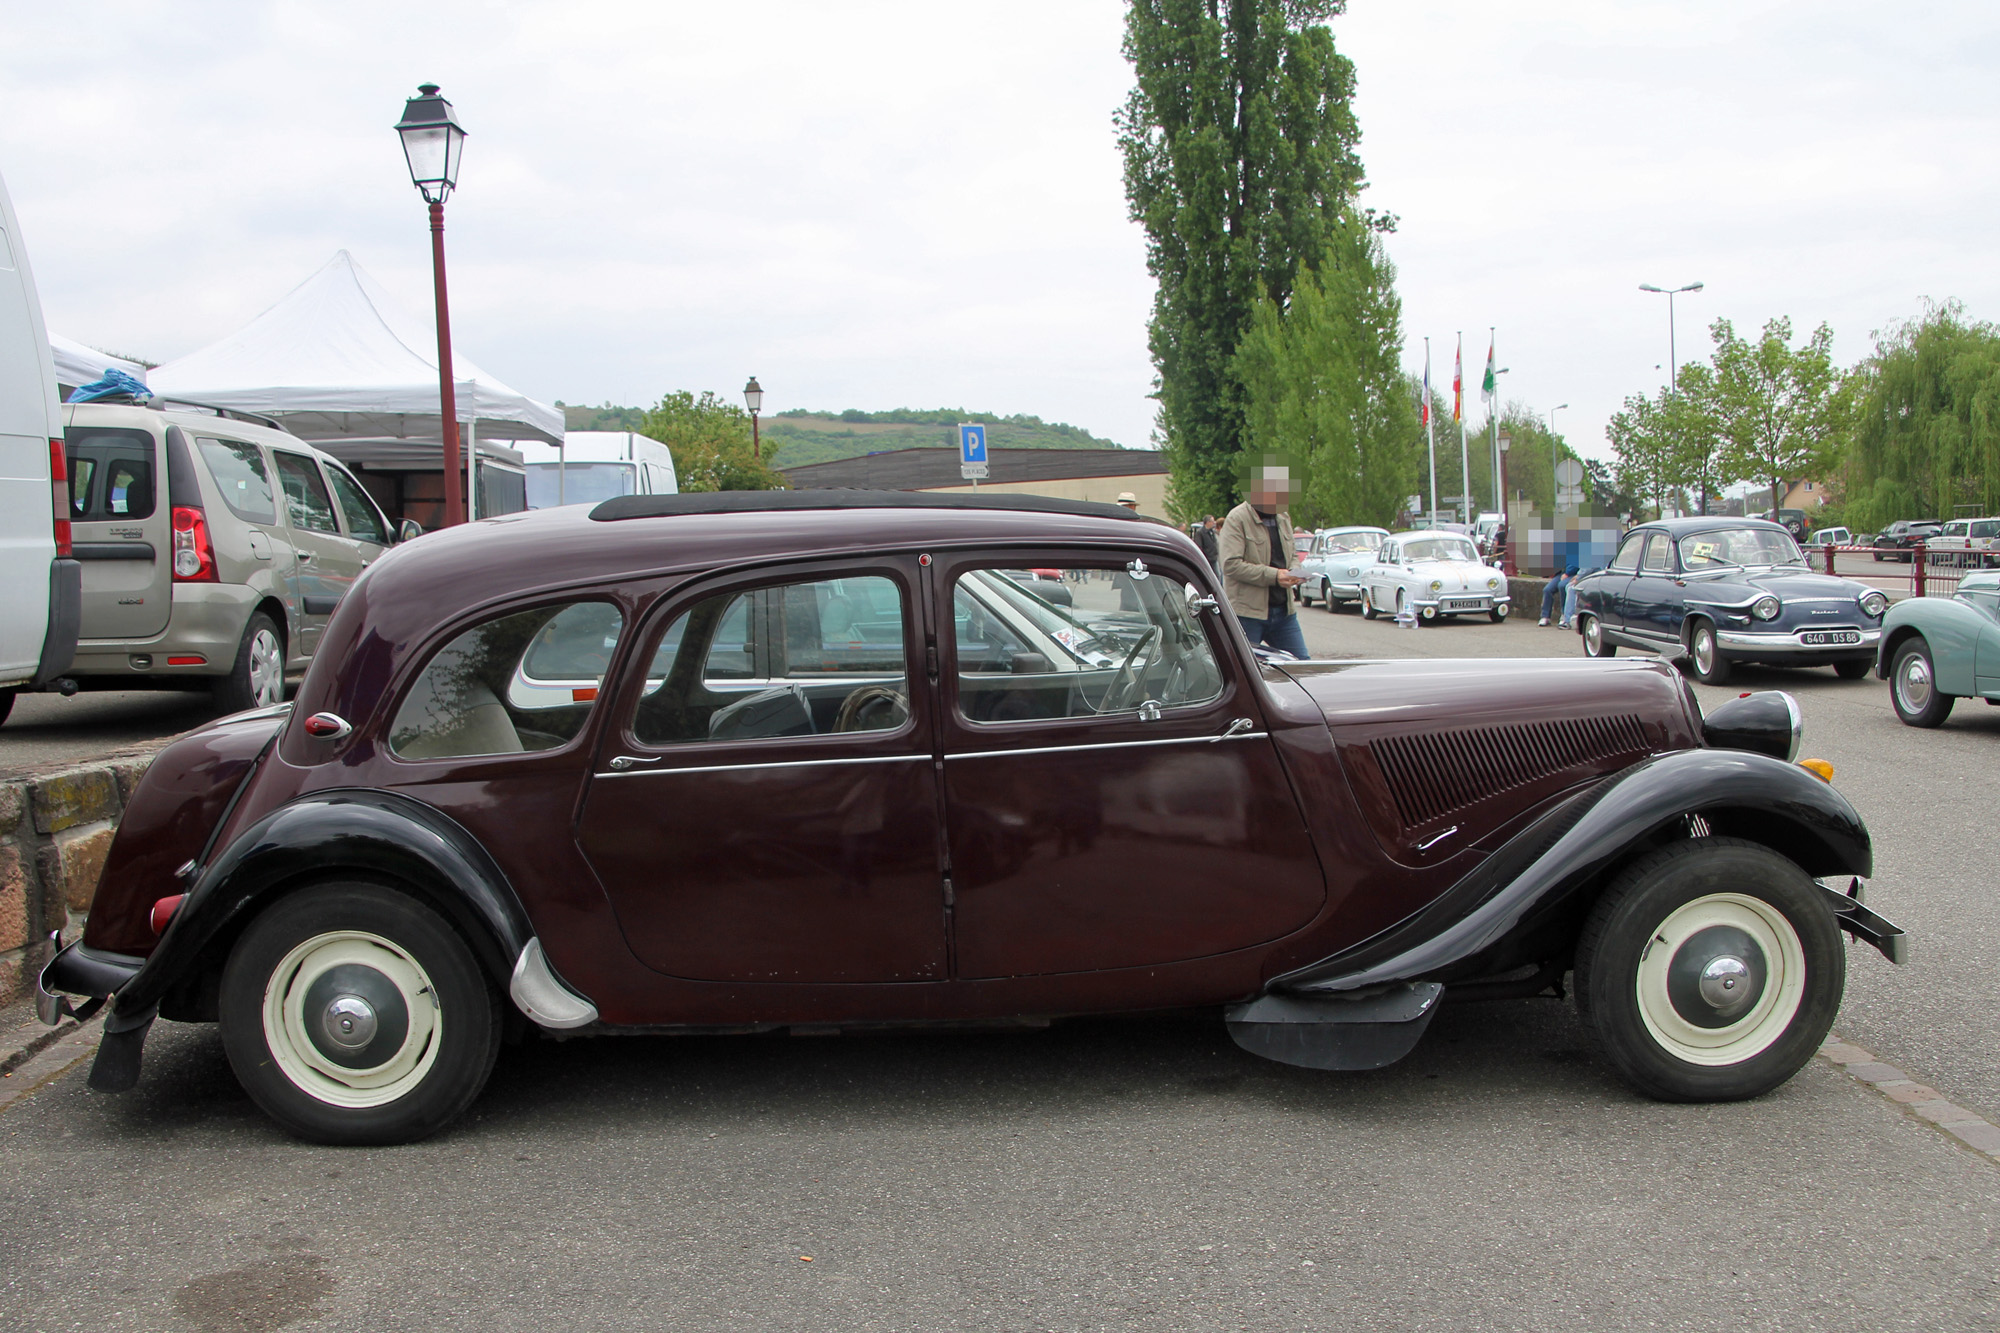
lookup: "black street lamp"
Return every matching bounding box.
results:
[743,376,764,460]
[395,84,470,526]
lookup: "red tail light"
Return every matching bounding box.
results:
[48,439,71,558]
[171,507,217,582]
[149,894,186,935]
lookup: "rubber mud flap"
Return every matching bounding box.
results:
[1225,982,1442,1071]
[87,1002,158,1093]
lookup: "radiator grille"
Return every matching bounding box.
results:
[1368,714,1651,829]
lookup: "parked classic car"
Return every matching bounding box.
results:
[1359,530,1510,623]
[38,492,1904,1144]
[1572,518,1888,685]
[1877,570,2000,726]
[1297,525,1388,611]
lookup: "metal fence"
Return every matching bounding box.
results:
[1816,541,1983,598]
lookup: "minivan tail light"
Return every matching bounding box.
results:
[171,507,217,582]
[48,439,71,558]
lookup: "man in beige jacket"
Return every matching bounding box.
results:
[1219,463,1308,659]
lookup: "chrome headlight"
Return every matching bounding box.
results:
[1859,589,1889,618]
[1751,595,1781,621]
[1429,579,1443,593]
[1486,576,1500,590]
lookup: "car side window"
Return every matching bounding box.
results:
[952,563,1224,724]
[631,574,910,745]
[273,451,340,534]
[1641,535,1671,573]
[391,601,622,760]
[196,438,278,524]
[1609,533,1645,573]
[326,464,390,545]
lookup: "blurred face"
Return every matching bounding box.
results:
[1249,468,1293,512]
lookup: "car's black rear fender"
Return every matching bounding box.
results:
[1270,747,1872,994]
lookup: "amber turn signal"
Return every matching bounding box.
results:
[149,894,187,936]
[1797,758,1835,783]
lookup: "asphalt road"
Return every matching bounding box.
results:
[0,689,217,780]
[2,596,1997,1332]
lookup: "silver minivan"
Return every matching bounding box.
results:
[63,401,412,711]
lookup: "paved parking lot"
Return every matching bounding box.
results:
[2,595,1996,1332]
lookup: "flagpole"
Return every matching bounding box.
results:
[1424,337,1437,528]
[1456,333,1470,526]
[1488,327,1501,515]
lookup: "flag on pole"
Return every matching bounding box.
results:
[1452,338,1463,423]
[1420,348,1431,426]
[1482,336,1497,403]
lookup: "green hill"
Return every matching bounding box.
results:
[556,402,1132,468]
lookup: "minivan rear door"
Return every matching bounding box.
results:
[65,423,170,640]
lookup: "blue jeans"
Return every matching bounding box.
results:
[1237,609,1309,660]
[1541,576,1569,620]
[1562,582,1581,625]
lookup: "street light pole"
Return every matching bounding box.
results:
[1497,432,1514,575]
[1638,281,1704,391]
[1548,403,1569,517]
[395,84,470,527]
[743,376,764,461]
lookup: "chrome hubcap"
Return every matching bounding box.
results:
[1694,629,1715,673]
[1897,653,1933,711]
[320,994,379,1051]
[248,628,284,707]
[1585,616,1602,653]
[1698,956,1754,1011]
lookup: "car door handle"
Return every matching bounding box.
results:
[1211,717,1255,742]
[297,551,315,563]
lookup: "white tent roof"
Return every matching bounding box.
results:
[50,332,145,387]
[146,250,562,445]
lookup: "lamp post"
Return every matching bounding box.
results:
[1498,431,1514,575]
[743,376,764,461]
[1548,403,1569,517]
[395,84,470,527]
[1638,281,1703,390]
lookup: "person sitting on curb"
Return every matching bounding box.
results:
[1539,563,1577,627]
[1220,460,1308,659]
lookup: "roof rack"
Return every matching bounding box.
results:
[145,398,288,432]
[590,489,1146,523]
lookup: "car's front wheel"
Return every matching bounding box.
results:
[0,688,13,727]
[1575,837,1843,1101]
[215,612,286,714]
[1833,658,1871,680]
[1687,620,1731,685]
[1580,613,1616,657]
[220,882,500,1145]
[1890,637,1954,727]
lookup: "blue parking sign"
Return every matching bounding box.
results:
[959,423,987,464]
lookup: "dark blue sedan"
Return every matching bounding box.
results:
[1572,518,1889,685]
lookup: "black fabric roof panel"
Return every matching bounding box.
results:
[590,489,1143,523]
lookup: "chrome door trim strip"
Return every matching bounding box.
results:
[946,730,1265,762]
[596,751,929,778]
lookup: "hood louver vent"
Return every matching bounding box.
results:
[1369,714,1651,829]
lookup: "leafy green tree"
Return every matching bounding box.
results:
[1232,220,1415,528]
[640,391,788,492]
[1118,0,1374,520]
[1845,300,2000,527]
[1699,317,1846,518]
[1606,368,1728,516]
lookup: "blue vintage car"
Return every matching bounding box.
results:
[1877,570,2000,726]
[1572,518,1888,685]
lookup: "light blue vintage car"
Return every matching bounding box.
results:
[1297,526,1388,612]
[1878,570,2000,726]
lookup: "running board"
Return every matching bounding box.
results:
[1224,982,1443,1071]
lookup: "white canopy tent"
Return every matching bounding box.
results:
[49,333,145,389]
[146,250,562,447]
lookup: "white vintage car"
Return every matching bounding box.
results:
[1360,530,1512,624]
[1297,526,1389,612]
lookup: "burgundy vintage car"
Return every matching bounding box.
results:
[38,493,1907,1143]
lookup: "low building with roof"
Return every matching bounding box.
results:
[780,447,1169,515]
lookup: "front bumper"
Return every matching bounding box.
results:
[1415,594,1510,613]
[1716,626,1881,654]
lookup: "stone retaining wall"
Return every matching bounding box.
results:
[0,752,159,1006]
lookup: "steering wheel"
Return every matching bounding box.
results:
[1095,627,1158,714]
[832,684,910,733]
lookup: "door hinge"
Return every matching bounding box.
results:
[941,873,955,908]
[925,644,939,684]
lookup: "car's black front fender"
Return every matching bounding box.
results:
[1273,747,1873,994]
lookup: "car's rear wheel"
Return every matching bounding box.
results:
[0,688,13,727]
[220,882,500,1145]
[1890,637,1954,727]
[1361,589,1379,620]
[1581,613,1616,658]
[1575,837,1843,1101]
[1833,658,1871,680]
[215,612,286,714]
[1688,621,1731,685]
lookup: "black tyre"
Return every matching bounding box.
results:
[0,688,13,727]
[1320,579,1333,611]
[1832,658,1871,680]
[215,612,286,714]
[1490,601,1510,623]
[220,882,500,1145]
[1575,837,1844,1101]
[1889,637,1954,727]
[1687,620,1731,685]
[1580,613,1616,658]
[1361,589,1379,620]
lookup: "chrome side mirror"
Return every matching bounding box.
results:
[1184,581,1220,613]
[396,518,425,543]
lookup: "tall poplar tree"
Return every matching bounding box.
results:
[1118,0,1371,519]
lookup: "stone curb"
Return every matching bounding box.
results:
[1820,1035,2000,1164]
[0,998,100,1112]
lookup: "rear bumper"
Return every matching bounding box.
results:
[32,559,82,685]
[69,582,265,679]
[35,940,144,1025]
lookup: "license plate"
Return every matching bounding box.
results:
[1802,630,1861,646]
[1442,598,1487,612]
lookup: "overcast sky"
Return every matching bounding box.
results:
[4,1,1995,464]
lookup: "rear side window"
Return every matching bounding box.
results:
[391,601,623,760]
[274,452,339,534]
[64,428,156,520]
[196,438,277,524]
[326,465,389,544]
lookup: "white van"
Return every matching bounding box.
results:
[519,431,677,508]
[0,169,80,723]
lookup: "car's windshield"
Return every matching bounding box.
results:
[1326,529,1385,552]
[1402,537,1478,563]
[524,461,637,508]
[1679,527,1806,571]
